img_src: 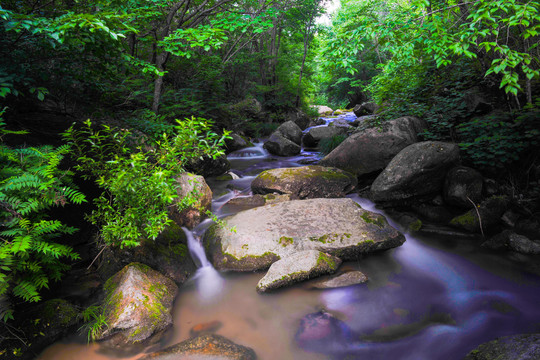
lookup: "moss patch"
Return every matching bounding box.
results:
[409,219,423,232]
[279,236,294,247]
[361,212,385,228]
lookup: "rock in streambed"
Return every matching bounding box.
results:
[256,250,341,292]
[251,165,357,199]
[204,198,405,271]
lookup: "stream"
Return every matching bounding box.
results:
[38,112,540,360]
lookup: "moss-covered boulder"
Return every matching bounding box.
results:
[256,250,341,292]
[204,198,405,271]
[450,196,509,233]
[303,126,348,148]
[464,333,540,360]
[371,141,460,203]
[97,263,178,346]
[140,333,256,360]
[98,223,196,284]
[169,173,213,229]
[251,165,357,199]
[320,116,427,177]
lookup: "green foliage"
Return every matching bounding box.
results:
[79,305,108,342]
[63,117,230,249]
[0,112,85,320]
[319,134,347,155]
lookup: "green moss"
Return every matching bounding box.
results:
[360,239,375,245]
[450,211,476,226]
[41,299,78,326]
[317,253,337,269]
[279,236,294,247]
[241,244,249,250]
[409,219,423,232]
[361,212,385,228]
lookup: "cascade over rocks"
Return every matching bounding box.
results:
[319,116,427,176]
[256,250,341,292]
[203,198,405,271]
[251,165,357,199]
[303,126,348,147]
[444,166,483,208]
[371,141,460,203]
[97,263,178,346]
[169,173,213,229]
[140,334,256,360]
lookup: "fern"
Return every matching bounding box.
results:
[0,118,87,319]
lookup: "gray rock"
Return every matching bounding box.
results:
[313,105,334,116]
[328,118,352,128]
[308,270,368,289]
[169,173,213,229]
[225,133,252,153]
[256,250,341,292]
[98,263,178,345]
[186,155,230,178]
[204,198,405,271]
[464,333,540,360]
[320,116,427,177]
[303,126,348,148]
[444,166,483,208]
[371,141,460,203]
[251,165,357,199]
[276,120,303,145]
[352,115,378,127]
[263,132,301,156]
[508,234,540,254]
[140,333,256,360]
[450,196,509,233]
[353,102,379,116]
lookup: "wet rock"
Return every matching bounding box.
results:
[303,126,348,148]
[186,155,231,178]
[256,250,341,292]
[482,229,540,254]
[328,117,352,128]
[263,132,301,156]
[286,109,311,130]
[251,165,357,199]
[371,142,460,203]
[225,133,253,153]
[140,334,256,360]
[443,166,483,208]
[224,194,291,212]
[295,311,352,351]
[353,102,379,117]
[97,263,178,346]
[169,173,213,229]
[204,198,405,271]
[98,223,196,284]
[320,116,427,177]
[482,230,514,250]
[411,203,454,224]
[276,120,303,145]
[450,196,509,234]
[501,210,520,228]
[190,320,223,337]
[464,333,540,360]
[308,117,327,127]
[308,270,368,289]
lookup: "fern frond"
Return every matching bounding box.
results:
[12,281,40,302]
[11,235,32,254]
[61,187,86,204]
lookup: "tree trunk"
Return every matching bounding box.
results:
[152,52,169,114]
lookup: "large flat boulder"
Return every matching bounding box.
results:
[319,116,427,176]
[371,141,460,203]
[97,263,178,346]
[256,250,341,292]
[204,198,405,271]
[251,165,357,199]
[303,126,348,147]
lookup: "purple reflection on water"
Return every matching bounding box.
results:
[297,196,540,359]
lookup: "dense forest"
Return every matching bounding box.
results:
[1,0,539,358]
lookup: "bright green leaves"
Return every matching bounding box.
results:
[63,117,230,249]
[161,26,228,58]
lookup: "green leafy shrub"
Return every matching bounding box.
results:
[319,134,347,155]
[244,122,279,138]
[63,117,230,249]
[0,113,86,320]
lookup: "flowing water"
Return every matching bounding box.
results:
[38,112,540,360]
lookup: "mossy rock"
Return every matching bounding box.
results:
[251,165,357,199]
[450,195,509,233]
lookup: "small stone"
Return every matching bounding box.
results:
[308,271,368,289]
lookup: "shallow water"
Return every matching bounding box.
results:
[38,113,540,360]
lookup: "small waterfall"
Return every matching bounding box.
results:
[182,226,224,302]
